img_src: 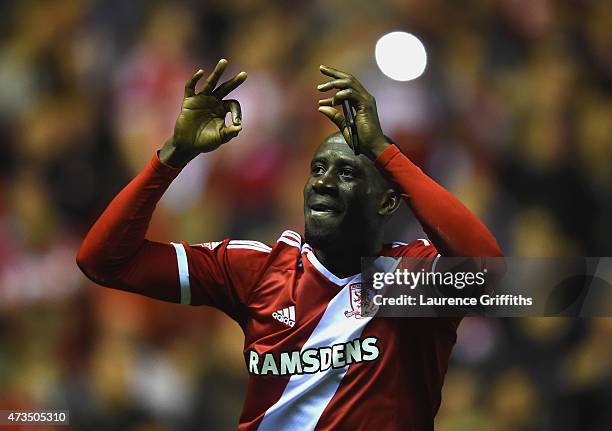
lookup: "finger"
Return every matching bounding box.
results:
[213,71,248,98]
[319,64,351,79]
[318,89,361,106]
[318,107,352,150]
[223,99,242,125]
[199,59,229,94]
[185,69,205,97]
[220,124,242,143]
[318,106,347,131]
[317,78,351,92]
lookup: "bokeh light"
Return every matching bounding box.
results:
[375,32,427,81]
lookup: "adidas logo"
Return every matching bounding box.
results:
[272,306,296,327]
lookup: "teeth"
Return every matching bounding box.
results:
[310,203,340,214]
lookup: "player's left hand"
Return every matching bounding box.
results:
[317,65,390,160]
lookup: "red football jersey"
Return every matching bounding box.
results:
[78,145,502,430]
[172,229,458,430]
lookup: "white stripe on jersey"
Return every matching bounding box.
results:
[257,273,364,431]
[281,230,302,243]
[227,245,271,253]
[277,230,302,249]
[391,241,408,248]
[418,238,431,247]
[171,242,191,305]
[229,240,272,251]
[277,237,301,248]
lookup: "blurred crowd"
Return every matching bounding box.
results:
[0,0,611,429]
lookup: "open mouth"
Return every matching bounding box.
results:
[309,202,341,216]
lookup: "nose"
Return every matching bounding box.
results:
[312,170,337,194]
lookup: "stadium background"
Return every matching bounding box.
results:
[0,0,611,429]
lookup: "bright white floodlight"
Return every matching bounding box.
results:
[375,32,427,81]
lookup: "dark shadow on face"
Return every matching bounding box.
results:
[303,132,393,253]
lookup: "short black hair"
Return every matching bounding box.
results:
[323,131,396,147]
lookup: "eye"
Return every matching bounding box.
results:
[338,168,355,179]
[311,164,325,176]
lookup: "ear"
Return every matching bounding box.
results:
[378,188,401,216]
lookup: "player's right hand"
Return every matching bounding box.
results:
[160,59,247,167]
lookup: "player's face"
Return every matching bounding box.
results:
[304,137,385,250]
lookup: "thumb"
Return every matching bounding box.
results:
[318,107,352,146]
[220,124,242,143]
[318,106,346,131]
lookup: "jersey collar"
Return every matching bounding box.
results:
[304,248,361,286]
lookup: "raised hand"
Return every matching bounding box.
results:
[160,59,247,167]
[317,65,389,160]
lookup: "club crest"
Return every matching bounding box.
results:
[344,282,378,319]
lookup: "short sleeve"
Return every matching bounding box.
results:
[391,239,460,330]
[171,239,271,325]
[388,238,441,270]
